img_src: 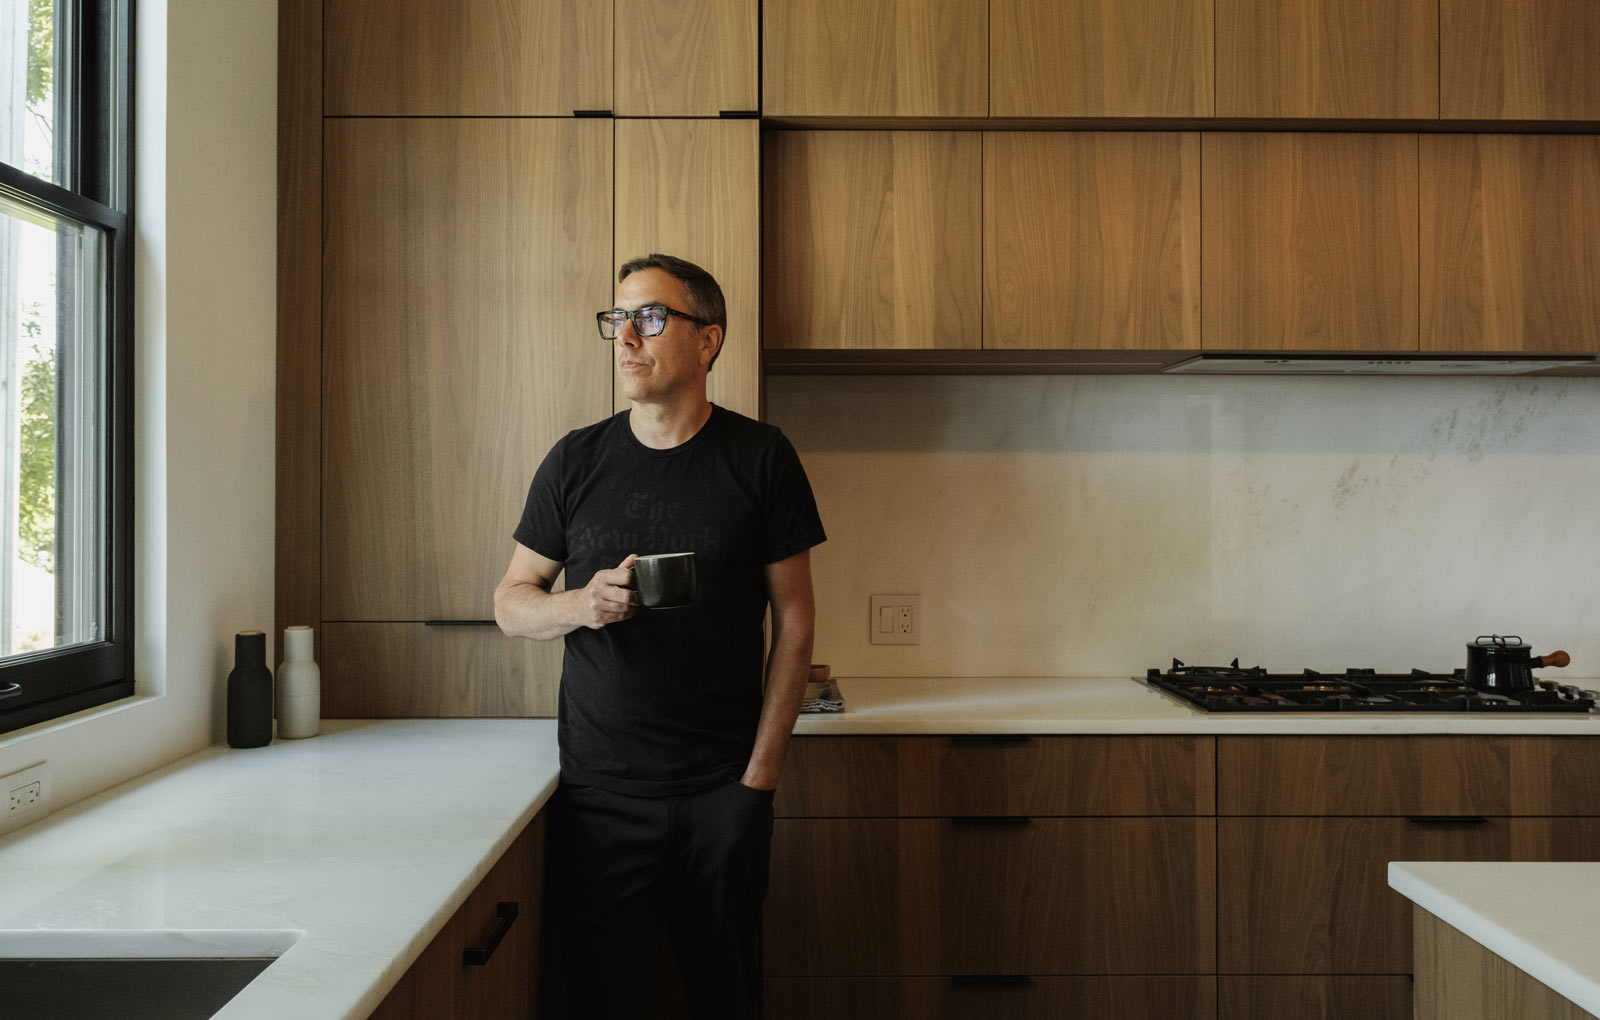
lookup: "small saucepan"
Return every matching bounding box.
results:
[1465,634,1570,693]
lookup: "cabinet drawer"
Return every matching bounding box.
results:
[1218,737,1510,815]
[1217,816,1509,973]
[322,622,559,718]
[1219,975,1413,1020]
[775,737,900,817]
[1511,738,1600,815]
[767,976,1218,1019]
[767,818,1215,976]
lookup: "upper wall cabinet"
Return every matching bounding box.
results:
[615,0,758,115]
[1440,0,1600,119]
[763,0,987,117]
[1421,134,1600,353]
[1216,0,1437,117]
[1203,133,1419,351]
[985,133,1201,350]
[324,0,610,115]
[614,119,762,415]
[762,131,982,351]
[990,0,1214,117]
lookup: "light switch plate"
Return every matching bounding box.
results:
[869,594,920,645]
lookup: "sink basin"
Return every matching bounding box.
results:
[0,929,300,1020]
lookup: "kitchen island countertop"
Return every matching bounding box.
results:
[793,676,1600,735]
[0,719,559,1020]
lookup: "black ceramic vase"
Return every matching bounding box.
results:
[227,630,274,748]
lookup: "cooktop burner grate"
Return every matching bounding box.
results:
[1148,660,1597,712]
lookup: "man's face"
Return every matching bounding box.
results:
[612,268,721,405]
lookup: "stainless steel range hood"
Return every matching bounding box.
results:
[1162,353,1597,375]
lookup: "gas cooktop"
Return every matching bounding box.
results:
[1147,660,1598,713]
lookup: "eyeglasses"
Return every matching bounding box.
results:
[595,304,711,339]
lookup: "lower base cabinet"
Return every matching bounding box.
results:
[366,812,544,1020]
[1218,976,1414,1020]
[767,976,1218,1019]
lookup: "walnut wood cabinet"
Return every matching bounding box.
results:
[765,736,1217,1019]
[1421,133,1600,354]
[367,812,544,1020]
[1440,0,1600,120]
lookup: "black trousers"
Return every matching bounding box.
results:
[546,779,775,1020]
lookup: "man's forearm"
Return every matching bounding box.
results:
[494,582,582,641]
[741,620,813,790]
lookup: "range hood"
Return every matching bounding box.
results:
[1163,353,1597,375]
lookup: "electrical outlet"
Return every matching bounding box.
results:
[1,762,53,835]
[869,594,921,645]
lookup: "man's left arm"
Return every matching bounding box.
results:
[740,549,816,791]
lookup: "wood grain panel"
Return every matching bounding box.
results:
[763,0,987,116]
[324,0,609,115]
[774,736,900,817]
[896,736,1214,816]
[990,0,1213,116]
[985,132,1201,350]
[1219,976,1414,1020]
[1414,906,1600,1020]
[768,976,1218,1019]
[938,818,1216,974]
[614,119,760,418]
[1512,738,1600,815]
[1441,0,1600,119]
[1202,133,1420,351]
[1218,736,1511,815]
[1217,817,1509,973]
[322,119,611,621]
[762,131,982,352]
[1510,819,1600,861]
[615,0,757,115]
[1216,0,1437,117]
[275,0,321,665]
[1421,134,1600,353]
[321,623,560,717]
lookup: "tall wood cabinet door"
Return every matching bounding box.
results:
[762,0,987,116]
[762,131,982,352]
[323,119,613,623]
[1216,0,1437,117]
[1421,135,1600,354]
[1216,817,1510,974]
[614,0,757,115]
[614,119,760,419]
[990,0,1213,116]
[985,133,1201,351]
[1203,133,1419,351]
[324,0,610,115]
[1441,0,1600,119]
[321,623,560,718]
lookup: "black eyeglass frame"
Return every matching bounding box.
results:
[596,304,712,339]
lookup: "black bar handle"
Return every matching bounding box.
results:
[424,620,498,627]
[1405,815,1491,826]
[949,735,1031,746]
[950,816,1032,827]
[718,109,760,118]
[950,974,1032,988]
[572,109,613,118]
[462,901,518,966]
[0,682,20,700]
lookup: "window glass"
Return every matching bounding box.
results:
[2,0,63,185]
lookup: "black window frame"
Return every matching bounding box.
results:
[0,0,134,735]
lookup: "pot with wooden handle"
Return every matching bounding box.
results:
[1465,634,1570,693]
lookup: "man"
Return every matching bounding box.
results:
[494,253,825,1018]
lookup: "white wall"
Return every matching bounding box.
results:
[770,374,1600,682]
[0,0,278,810]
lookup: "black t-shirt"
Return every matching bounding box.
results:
[514,405,826,796]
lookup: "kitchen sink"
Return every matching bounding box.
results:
[0,929,300,1020]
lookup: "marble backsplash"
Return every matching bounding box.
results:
[765,374,1600,680]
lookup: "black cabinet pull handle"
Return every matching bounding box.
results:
[424,620,498,627]
[462,901,518,966]
[950,974,1032,988]
[1405,815,1490,826]
[950,816,1031,827]
[949,735,1031,746]
[0,682,20,700]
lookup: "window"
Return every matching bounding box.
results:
[1,0,132,734]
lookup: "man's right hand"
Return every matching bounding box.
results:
[573,554,639,630]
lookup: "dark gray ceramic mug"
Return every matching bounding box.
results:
[633,552,696,609]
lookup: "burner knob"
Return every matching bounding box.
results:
[1560,685,1583,699]
[1539,680,1561,691]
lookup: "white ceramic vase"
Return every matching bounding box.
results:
[276,625,321,739]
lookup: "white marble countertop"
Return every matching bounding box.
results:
[0,719,559,1020]
[793,676,1600,734]
[1388,861,1600,1016]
